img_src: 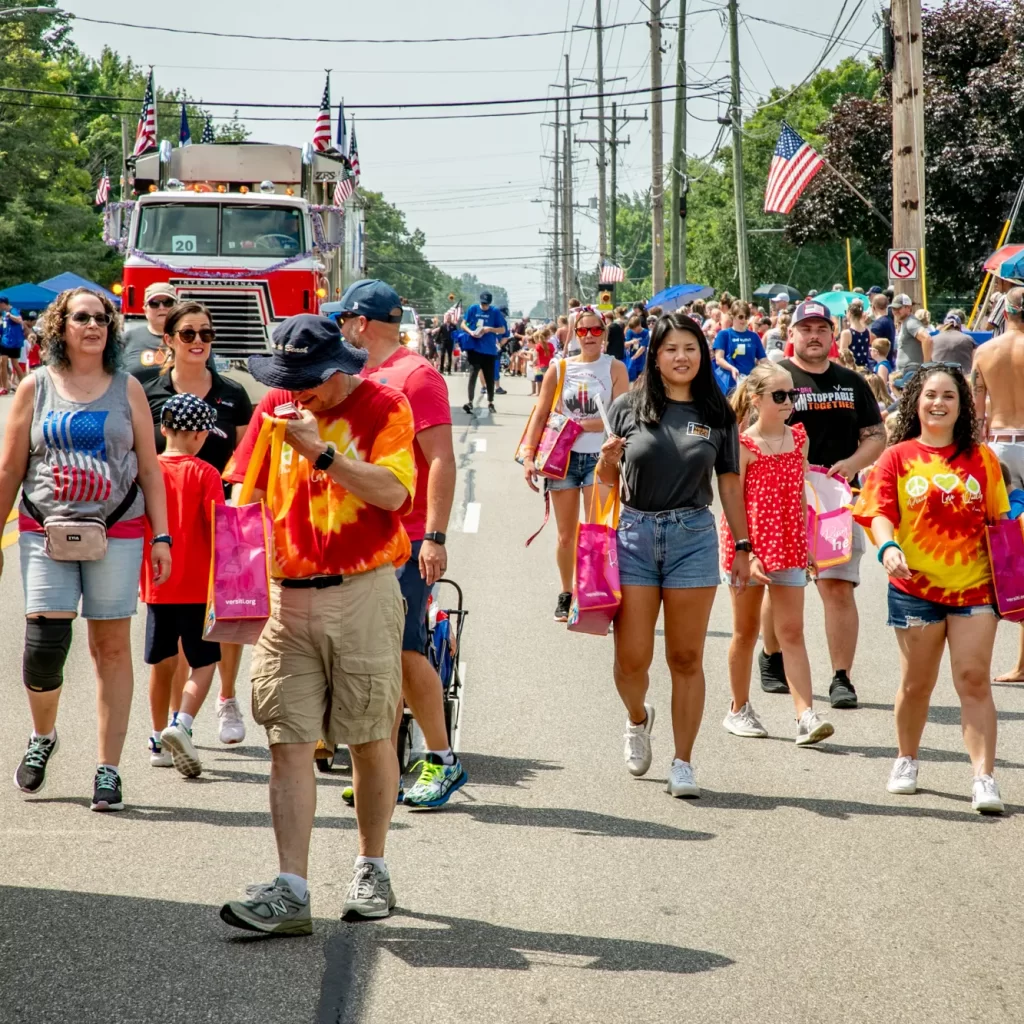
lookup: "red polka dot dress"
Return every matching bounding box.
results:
[721,422,809,573]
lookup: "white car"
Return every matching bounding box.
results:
[400,306,421,350]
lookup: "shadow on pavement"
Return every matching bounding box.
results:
[847,701,1024,725]
[458,753,563,788]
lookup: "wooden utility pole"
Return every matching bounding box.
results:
[890,0,926,305]
[650,0,666,294]
[563,55,575,305]
[670,0,687,285]
[728,0,751,300]
[610,104,618,267]
[594,0,608,264]
[553,98,563,315]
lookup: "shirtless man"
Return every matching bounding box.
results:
[972,285,1024,681]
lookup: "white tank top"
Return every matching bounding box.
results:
[560,354,614,454]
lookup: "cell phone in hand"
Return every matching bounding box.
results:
[274,402,300,420]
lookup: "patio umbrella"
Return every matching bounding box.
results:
[812,290,864,316]
[752,283,801,302]
[983,243,1024,276]
[646,282,715,312]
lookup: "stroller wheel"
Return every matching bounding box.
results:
[444,697,460,753]
[397,712,413,774]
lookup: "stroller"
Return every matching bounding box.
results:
[315,578,467,774]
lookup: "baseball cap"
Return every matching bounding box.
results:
[144,281,176,303]
[890,364,919,389]
[942,312,963,329]
[791,300,832,326]
[772,292,789,303]
[338,279,403,323]
[867,285,882,295]
[891,293,913,309]
[807,289,818,298]
[479,290,493,304]
[160,392,227,437]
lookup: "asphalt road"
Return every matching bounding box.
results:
[2,371,1024,1024]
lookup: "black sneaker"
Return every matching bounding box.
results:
[462,402,473,415]
[758,649,789,694]
[554,591,572,622]
[14,732,58,794]
[91,765,125,812]
[829,671,858,709]
[488,402,496,413]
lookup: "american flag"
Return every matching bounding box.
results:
[312,75,332,152]
[333,175,354,207]
[94,166,110,206]
[43,410,112,503]
[335,99,347,154]
[348,118,360,185]
[764,122,824,215]
[599,260,624,284]
[132,70,157,157]
[179,102,192,147]
[201,117,216,144]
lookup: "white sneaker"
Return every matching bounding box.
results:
[623,704,655,777]
[148,736,173,768]
[217,697,246,745]
[887,756,918,794]
[723,702,768,738]
[666,759,700,798]
[160,722,202,778]
[972,774,1004,815]
[795,708,834,746]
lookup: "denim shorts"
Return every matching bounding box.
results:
[545,450,600,492]
[19,531,143,619]
[396,539,429,654]
[735,566,808,587]
[617,505,720,589]
[886,583,996,629]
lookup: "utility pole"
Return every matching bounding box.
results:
[650,0,666,294]
[552,98,563,315]
[563,54,575,304]
[595,0,608,264]
[670,0,687,285]
[607,102,646,274]
[890,0,926,306]
[728,0,751,299]
[120,115,131,200]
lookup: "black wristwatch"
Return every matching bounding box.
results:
[152,534,173,547]
[314,444,336,471]
[734,539,752,554]
[423,531,446,545]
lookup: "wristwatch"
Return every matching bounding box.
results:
[314,443,336,471]
[152,534,173,547]
[424,531,446,545]
[734,539,753,554]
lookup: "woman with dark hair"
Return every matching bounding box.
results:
[597,312,752,798]
[141,301,253,756]
[853,363,1008,813]
[0,287,171,811]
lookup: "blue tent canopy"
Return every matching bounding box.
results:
[0,282,59,309]
[646,282,715,312]
[38,272,118,304]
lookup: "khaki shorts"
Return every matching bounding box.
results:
[250,565,404,747]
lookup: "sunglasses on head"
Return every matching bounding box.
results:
[575,325,604,338]
[175,327,216,344]
[68,311,112,327]
[769,389,800,405]
[919,361,964,376]
[147,297,176,309]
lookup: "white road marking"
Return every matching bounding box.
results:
[462,502,481,533]
[472,438,487,452]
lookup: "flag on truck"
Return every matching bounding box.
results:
[179,102,192,147]
[599,260,624,284]
[348,118,360,186]
[201,117,215,144]
[132,70,157,157]
[335,99,347,155]
[333,174,354,208]
[764,122,824,215]
[95,166,110,206]
[313,75,332,152]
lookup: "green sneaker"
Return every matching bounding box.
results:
[341,782,404,807]
[402,754,467,809]
[219,877,312,936]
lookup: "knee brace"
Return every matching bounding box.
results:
[23,618,73,693]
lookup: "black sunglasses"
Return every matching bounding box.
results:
[919,361,964,376]
[175,327,216,344]
[68,311,112,326]
[770,389,800,405]
[147,297,176,309]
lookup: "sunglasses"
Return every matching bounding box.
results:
[575,326,605,338]
[68,312,112,327]
[147,297,176,309]
[919,361,964,376]
[769,389,800,405]
[175,328,216,344]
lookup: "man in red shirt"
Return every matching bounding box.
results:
[339,279,464,808]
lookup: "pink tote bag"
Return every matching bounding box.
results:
[986,518,1024,622]
[533,360,584,480]
[805,466,854,569]
[567,486,621,635]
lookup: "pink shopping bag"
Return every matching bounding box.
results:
[805,466,854,569]
[568,486,621,635]
[986,518,1024,622]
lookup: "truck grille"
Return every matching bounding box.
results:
[174,288,270,357]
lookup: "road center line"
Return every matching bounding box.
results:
[472,438,487,452]
[461,502,481,533]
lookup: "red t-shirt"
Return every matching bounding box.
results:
[360,346,451,542]
[141,453,225,604]
[534,340,554,369]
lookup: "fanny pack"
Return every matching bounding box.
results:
[22,482,139,562]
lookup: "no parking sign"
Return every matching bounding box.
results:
[888,249,919,280]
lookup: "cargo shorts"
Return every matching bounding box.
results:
[250,564,404,748]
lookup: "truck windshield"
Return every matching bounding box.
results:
[222,206,303,254]
[135,203,305,257]
[136,204,218,256]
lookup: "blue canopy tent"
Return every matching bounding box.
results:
[0,282,59,310]
[646,282,715,312]
[38,272,118,305]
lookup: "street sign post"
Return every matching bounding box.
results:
[888,248,919,280]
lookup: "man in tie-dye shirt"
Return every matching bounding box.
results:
[221,314,415,936]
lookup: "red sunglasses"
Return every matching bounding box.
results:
[575,325,605,338]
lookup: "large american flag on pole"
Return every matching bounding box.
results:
[763,122,824,215]
[348,118,360,185]
[43,410,112,503]
[132,70,157,157]
[599,260,624,284]
[312,75,332,152]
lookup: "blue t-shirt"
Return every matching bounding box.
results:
[713,328,766,376]
[870,315,896,358]
[463,304,507,356]
[1009,488,1024,520]
[2,308,24,350]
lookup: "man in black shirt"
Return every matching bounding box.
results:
[605,307,627,362]
[760,300,886,710]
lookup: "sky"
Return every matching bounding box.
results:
[62,0,881,313]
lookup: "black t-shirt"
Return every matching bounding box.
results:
[780,358,881,474]
[142,369,254,474]
[606,321,626,361]
[608,393,740,512]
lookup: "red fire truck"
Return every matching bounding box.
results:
[106,142,364,357]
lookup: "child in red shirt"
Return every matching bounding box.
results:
[532,331,553,396]
[142,393,227,777]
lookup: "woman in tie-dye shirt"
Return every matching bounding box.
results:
[853,364,1008,814]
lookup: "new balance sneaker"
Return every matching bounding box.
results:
[220,878,312,936]
[90,765,124,811]
[972,774,1004,815]
[887,756,919,795]
[666,759,700,798]
[217,697,246,745]
[829,671,858,709]
[554,591,572,622]
[14,732,58,794]
[623,704,655,777]
[148,736,173,768]
[403,754,468,809]
[795,708,835,746]
[758,649,789,694]
[160,721,202,778]
[342,862,396,920]
[723,702,768,738]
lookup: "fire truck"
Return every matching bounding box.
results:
[105,142,365,357]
